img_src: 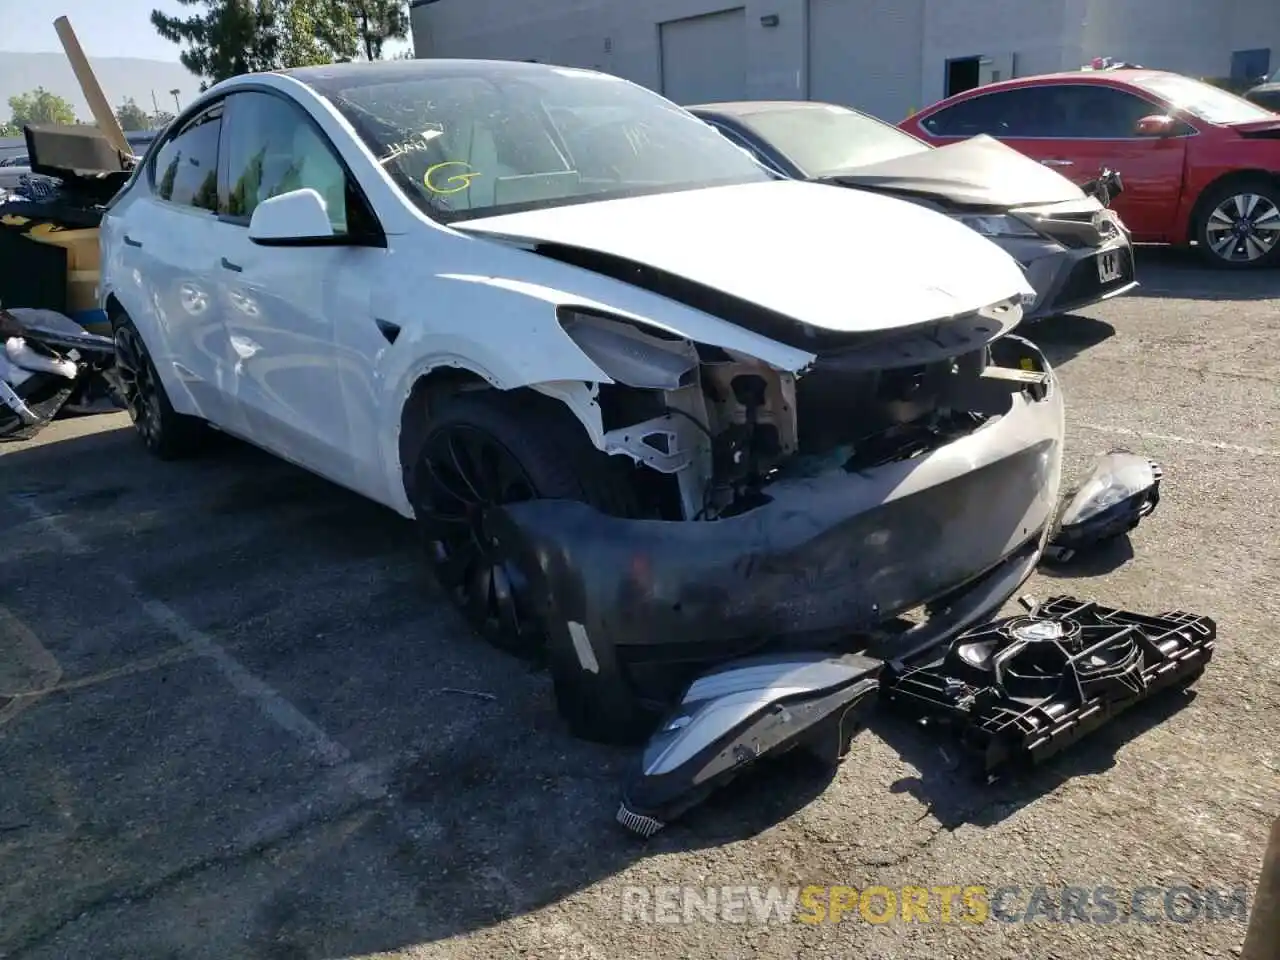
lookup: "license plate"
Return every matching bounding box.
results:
[1097,250,1124,284]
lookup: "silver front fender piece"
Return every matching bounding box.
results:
[617,652,883,838]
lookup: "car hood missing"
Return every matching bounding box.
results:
[818,135,1088,209]
[455,179,1033,337]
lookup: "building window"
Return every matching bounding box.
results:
[1231,49,1271,86]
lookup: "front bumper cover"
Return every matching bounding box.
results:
[998,206,1137,320]
[1010,232,1137,320]
[493,374,1065,744]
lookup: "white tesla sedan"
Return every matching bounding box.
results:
[100,59,1065,742]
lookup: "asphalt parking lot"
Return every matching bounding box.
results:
[2,247,1277,959]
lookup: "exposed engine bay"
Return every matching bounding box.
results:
[554,294,1044,523]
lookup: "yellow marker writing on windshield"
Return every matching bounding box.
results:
[423,161,481,195]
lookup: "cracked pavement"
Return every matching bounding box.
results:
[0,247,1276,959]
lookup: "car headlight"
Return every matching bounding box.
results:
[1044,450,1163,562]
[954,213,1042,239]
[1059,453,1160,526]
[557,307,698,390]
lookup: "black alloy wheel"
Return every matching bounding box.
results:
[110,314,206,459]
[113,323,163,447]
[414,423,542,651]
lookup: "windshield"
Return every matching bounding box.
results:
[736,103,930,176]
[1129,74,1276,124]
[314,64,773,222]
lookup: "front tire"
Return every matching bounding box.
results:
[1194,178,1280,268]
[111,311,207,459]
[408,390,636,658]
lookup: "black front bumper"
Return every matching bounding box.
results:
[1051,243,1136,312]
[491,403,1062,744]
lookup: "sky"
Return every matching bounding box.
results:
[0,0,411,61]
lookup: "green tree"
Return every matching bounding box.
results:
[151,0,376,87]
[351,0,409,61]
[116,98,153,131]
[8,87,77,128]
[151,0,284,89]
[280,0,358,68]
[0,122,18,137]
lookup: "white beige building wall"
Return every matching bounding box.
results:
[411,0,1280,121]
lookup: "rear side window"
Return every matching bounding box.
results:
[923,83,1192,139]
[920,91,1022,137]
[150,104,223,212]
[923,87,1074,138]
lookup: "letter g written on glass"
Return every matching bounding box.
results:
[423,161,482,195]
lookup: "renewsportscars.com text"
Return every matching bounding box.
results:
[620,884,1251,925]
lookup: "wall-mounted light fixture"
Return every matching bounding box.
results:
[759,13,780,27]
[604,37,612,53]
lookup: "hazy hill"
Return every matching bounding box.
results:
[0,51,198,123]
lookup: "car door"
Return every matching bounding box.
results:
[208,88,390,495]
[914,83,1191,240]
[114,103,241,427]
[994,83,1192,241]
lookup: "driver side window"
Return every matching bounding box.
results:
[220,91,350,234]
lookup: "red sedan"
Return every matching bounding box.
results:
[901,69,1280,268]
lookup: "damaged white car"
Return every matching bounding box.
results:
[101,60,1077,763]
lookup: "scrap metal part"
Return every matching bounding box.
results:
[616,651,882,837]
[0,307,116,440]
[880,595,1215,772]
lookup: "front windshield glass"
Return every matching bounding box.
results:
[737,103,930,176]
[1129,74,1276,124]
[314,64,774,222]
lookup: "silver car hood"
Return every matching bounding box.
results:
[821,135,1088,209]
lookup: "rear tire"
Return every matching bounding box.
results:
[110,310,207,459]
[1193,178,1280,269]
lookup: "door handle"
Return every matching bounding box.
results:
[123,234,143,248]
[220,257,243,272]
[1040,158,1074,167]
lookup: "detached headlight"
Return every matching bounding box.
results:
[1044,451,1162,562]
[954,213,1042,239]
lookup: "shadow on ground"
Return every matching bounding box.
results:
[1024,313,1116,367]
[1038,535,1137,579]
[0,415,1206,959]
[871,684,1200,830]
[1127,245,1280,300]
[0,424,847,959]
